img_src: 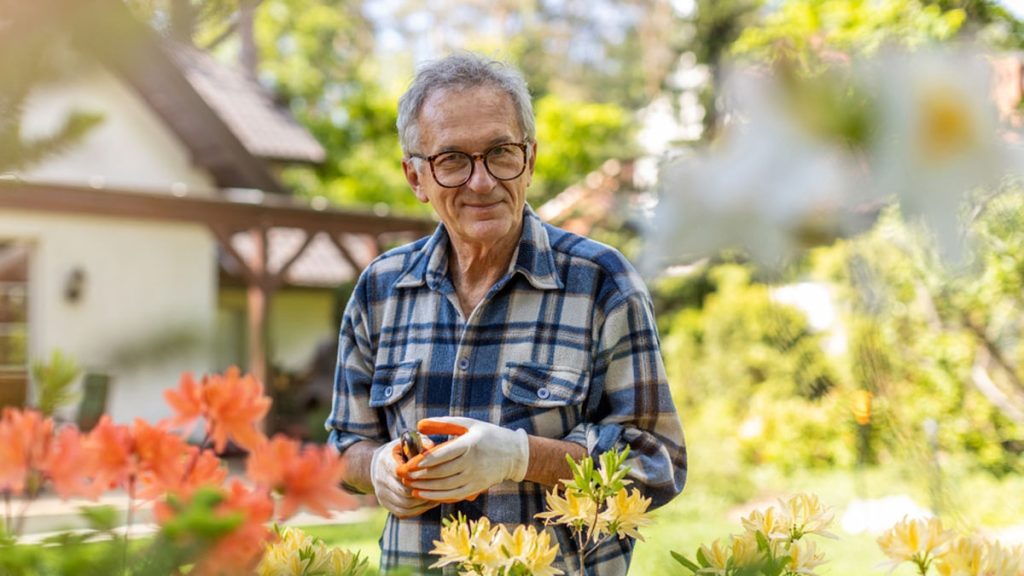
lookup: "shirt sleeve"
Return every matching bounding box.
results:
[325,279,386,456]
[562,291,687,509]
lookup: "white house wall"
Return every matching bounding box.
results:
[217,288,336,375]
[0,208,216,424]
[18,61,217,195]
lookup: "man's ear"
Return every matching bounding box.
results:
[525,141,538,188]
[403,158,430,203]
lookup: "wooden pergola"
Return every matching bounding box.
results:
[0,180,436,385]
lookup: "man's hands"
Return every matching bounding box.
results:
[369,439,439,518]
[398,417,529,503]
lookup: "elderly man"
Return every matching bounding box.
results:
[327,52,686,574]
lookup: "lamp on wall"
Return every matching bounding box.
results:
[64,267,86,303]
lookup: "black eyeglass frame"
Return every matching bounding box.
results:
[408,141,531,188]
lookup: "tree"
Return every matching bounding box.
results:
[0,1,103,173]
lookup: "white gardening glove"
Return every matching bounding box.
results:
[399,417,529,503]
[369,439,439,518]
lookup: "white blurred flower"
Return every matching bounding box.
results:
[868,47,1018,261]
[649,66,870,270]
[648,47,1024,273]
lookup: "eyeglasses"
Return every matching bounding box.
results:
[409,142,529,188]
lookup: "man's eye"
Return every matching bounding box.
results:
[489,146,511,157]
[436,154,469,168]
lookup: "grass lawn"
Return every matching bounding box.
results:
[306,462,1024,575]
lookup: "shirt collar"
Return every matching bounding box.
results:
[394,204,563,291]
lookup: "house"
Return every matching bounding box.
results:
[0,0,434,425]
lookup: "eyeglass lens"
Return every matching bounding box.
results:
[432,144,525,187]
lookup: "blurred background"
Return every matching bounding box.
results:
[3,0,1024,573]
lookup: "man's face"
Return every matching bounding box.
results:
[403,86,536,249]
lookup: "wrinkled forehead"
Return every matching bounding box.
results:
[418,85,523,139]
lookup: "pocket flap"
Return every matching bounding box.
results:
[501,362,588,408]
[368,359,421,408]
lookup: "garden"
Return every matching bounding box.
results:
[4,0,1024,574]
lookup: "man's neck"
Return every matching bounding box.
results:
[448,227,521,316]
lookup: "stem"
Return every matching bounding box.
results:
[576,530,586,575]
[3,490,10,535]
[123,476,135,576]
[181,432,213,483]
[581,534,615,561]
[11,479,39,536]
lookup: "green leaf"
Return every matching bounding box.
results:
[31,349,81,416]
[78,505,119,532]
[671,551,701,572]
[755,530,771,553]
[696,546,711,568]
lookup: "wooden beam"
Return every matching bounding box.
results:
[271,230,316,290]
[327,233,364,271]
[209,225,258,285]
[0,181,437,237]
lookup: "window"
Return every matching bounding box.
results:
[0,241,30,408]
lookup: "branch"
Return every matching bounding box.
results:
[970,351,1024,424]
[962,314,1024,395]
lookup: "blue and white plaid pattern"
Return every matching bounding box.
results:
[327,205,687,575]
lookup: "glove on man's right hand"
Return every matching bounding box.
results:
[369,439,439,519]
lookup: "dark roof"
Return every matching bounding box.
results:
[224,228,376,288]
[60,0,324,192]
[167,44,326,165]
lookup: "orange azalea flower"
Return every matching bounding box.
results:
[40,426,99,499]
[164,372,204,431]
[85,416,135,491]
[134,419,189,487]
[246,435,354,520]
[164,367,271,453]
[141,447,228,501]
[0,408,54,495]
[192,480,275,576]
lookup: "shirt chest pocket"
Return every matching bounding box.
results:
[500,362,590,438]
[368,359,420,433]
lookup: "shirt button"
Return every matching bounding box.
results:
[383,386,393,398]
[457,357,470,371]
[536,387,551,400]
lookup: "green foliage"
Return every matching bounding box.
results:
[663,264,836,404]
[282,67,425,214]
[30,350,80,416]
[808,198,1024,477]
[731,0,967,68]
[0,12,104,174]
[531,94,637,205]
[658,264,848,472]
[563,446,632,504]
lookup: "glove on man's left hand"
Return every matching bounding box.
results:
[397,416,529,503]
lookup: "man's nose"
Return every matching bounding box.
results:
[465,156,496,192]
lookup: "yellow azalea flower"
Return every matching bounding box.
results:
[258,527,320,576]
[493,524,564,576]
[979,540,1024,576]
[430,517,476,569]
[877,516,954,571]
[537,487,599,529]
[698,538,731,576]
[787,539,828,575]
[599,488,652,541]
[730,530,762,568]
[741,506,789,541]
[935,536,984,576]
[779,493,837,540]
[470,517,505,571]
[327,547,368,576]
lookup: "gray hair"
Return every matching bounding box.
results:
[396,52,535,155]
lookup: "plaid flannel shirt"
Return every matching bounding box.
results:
[327,205,687,575]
